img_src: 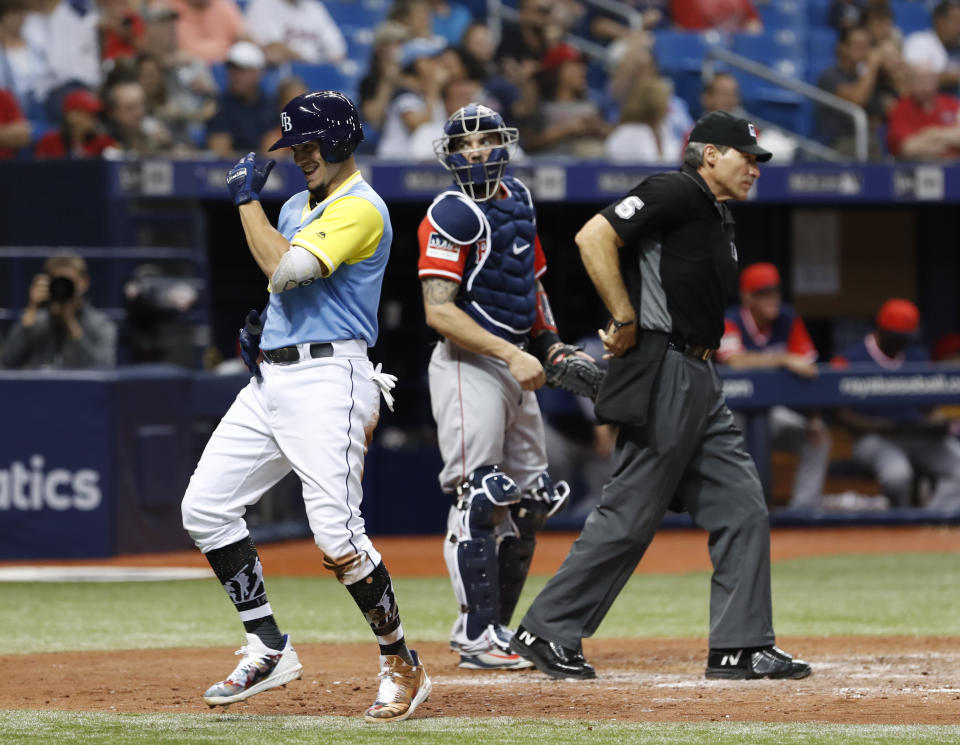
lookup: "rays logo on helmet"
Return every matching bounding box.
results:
[268,91,364,162]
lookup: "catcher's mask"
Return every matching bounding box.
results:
[269,90,364,162]
[434,103,518,202]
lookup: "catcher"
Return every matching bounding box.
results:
[417,102,603,670]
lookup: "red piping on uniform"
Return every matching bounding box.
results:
[457,353,466,483]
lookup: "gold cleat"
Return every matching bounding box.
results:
[363,650,431,722]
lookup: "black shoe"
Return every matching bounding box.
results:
[509,625,596,680]
[705,645,812,680]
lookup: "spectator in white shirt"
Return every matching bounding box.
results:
[23,0,101,119]
[0,0,54,118]
[376,35,448,159]
[903,0,960,93]
[604,75,680,164]
[245,0,346,65]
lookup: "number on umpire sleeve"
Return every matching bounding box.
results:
[614,196,645,220]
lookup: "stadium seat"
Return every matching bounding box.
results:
[757,0,806,32]
[745,97,807,135]
[656,31,724,115]
[807,0,832,28]
[209,63,283,97]
[807,27,838,58]
[805,28,838,84]
[288,61,361,102]
[732,31,804,70]
[735,65,808,134]
[655,30,717,73]
[892,1,931,34]
[341,24,374,67]
[459,0,485,19]
[324,0,390,28]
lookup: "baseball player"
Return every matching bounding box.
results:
[717,262,831,509]
[180,91,430,722]
[417,102,603,669]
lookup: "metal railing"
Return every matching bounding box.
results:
[704,46,869,162]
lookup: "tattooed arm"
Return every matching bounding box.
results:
[421,277,545,390]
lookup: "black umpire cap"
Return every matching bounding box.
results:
[689,111,773,162]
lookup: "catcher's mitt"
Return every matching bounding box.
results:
[544,344,605,400]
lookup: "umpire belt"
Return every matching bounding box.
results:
[667,336,716,361]
[262,339,368,365]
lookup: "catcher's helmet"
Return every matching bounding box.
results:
[434,103,518,202]
[268,90,364,162]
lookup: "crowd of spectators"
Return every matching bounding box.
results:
[0,0,957,164]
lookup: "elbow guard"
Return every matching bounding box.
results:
[271,245,323,293]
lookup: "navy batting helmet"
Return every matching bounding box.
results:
[268,90,364,162]
[434,103,518,202]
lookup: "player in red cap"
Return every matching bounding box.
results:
[832,299,960,511]
[716,262,831,509]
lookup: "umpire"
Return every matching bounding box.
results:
[510,111,812,681]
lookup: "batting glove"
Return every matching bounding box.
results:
[239,308,263,380]
[226,152,276,206]
[370,362,398,412]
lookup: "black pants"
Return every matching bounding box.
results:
[521,349,776,649]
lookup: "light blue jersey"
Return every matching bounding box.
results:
[262,172,392,349]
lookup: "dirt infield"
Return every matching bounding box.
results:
[2,637,958,724]
[4,526,960,724]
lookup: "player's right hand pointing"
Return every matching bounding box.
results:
[508,349,547,391]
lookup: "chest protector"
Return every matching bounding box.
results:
[459,176,538,344]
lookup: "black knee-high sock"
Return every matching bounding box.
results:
[206,537,284,651]
[346,562,413,665]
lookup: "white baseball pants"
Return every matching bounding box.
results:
[182,340,382,584]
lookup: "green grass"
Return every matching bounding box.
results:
[1,712,958,745]
[3,553,959,654]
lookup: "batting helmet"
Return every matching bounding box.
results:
[434,103,519,202]
[268,90,364,162]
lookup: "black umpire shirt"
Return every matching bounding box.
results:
[600,164,739,350]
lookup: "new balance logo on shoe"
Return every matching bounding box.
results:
[517,629,538,646]
[705,645,812,680]
[719,650,742,666]
[509,626,597,680]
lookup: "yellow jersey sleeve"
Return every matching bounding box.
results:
[290,196,384,276]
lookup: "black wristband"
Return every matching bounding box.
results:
[610,317,636,331]
[529,330,562,362]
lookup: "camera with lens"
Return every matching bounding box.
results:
[48,275,76,303]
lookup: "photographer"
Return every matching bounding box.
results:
[1,251,117,370]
